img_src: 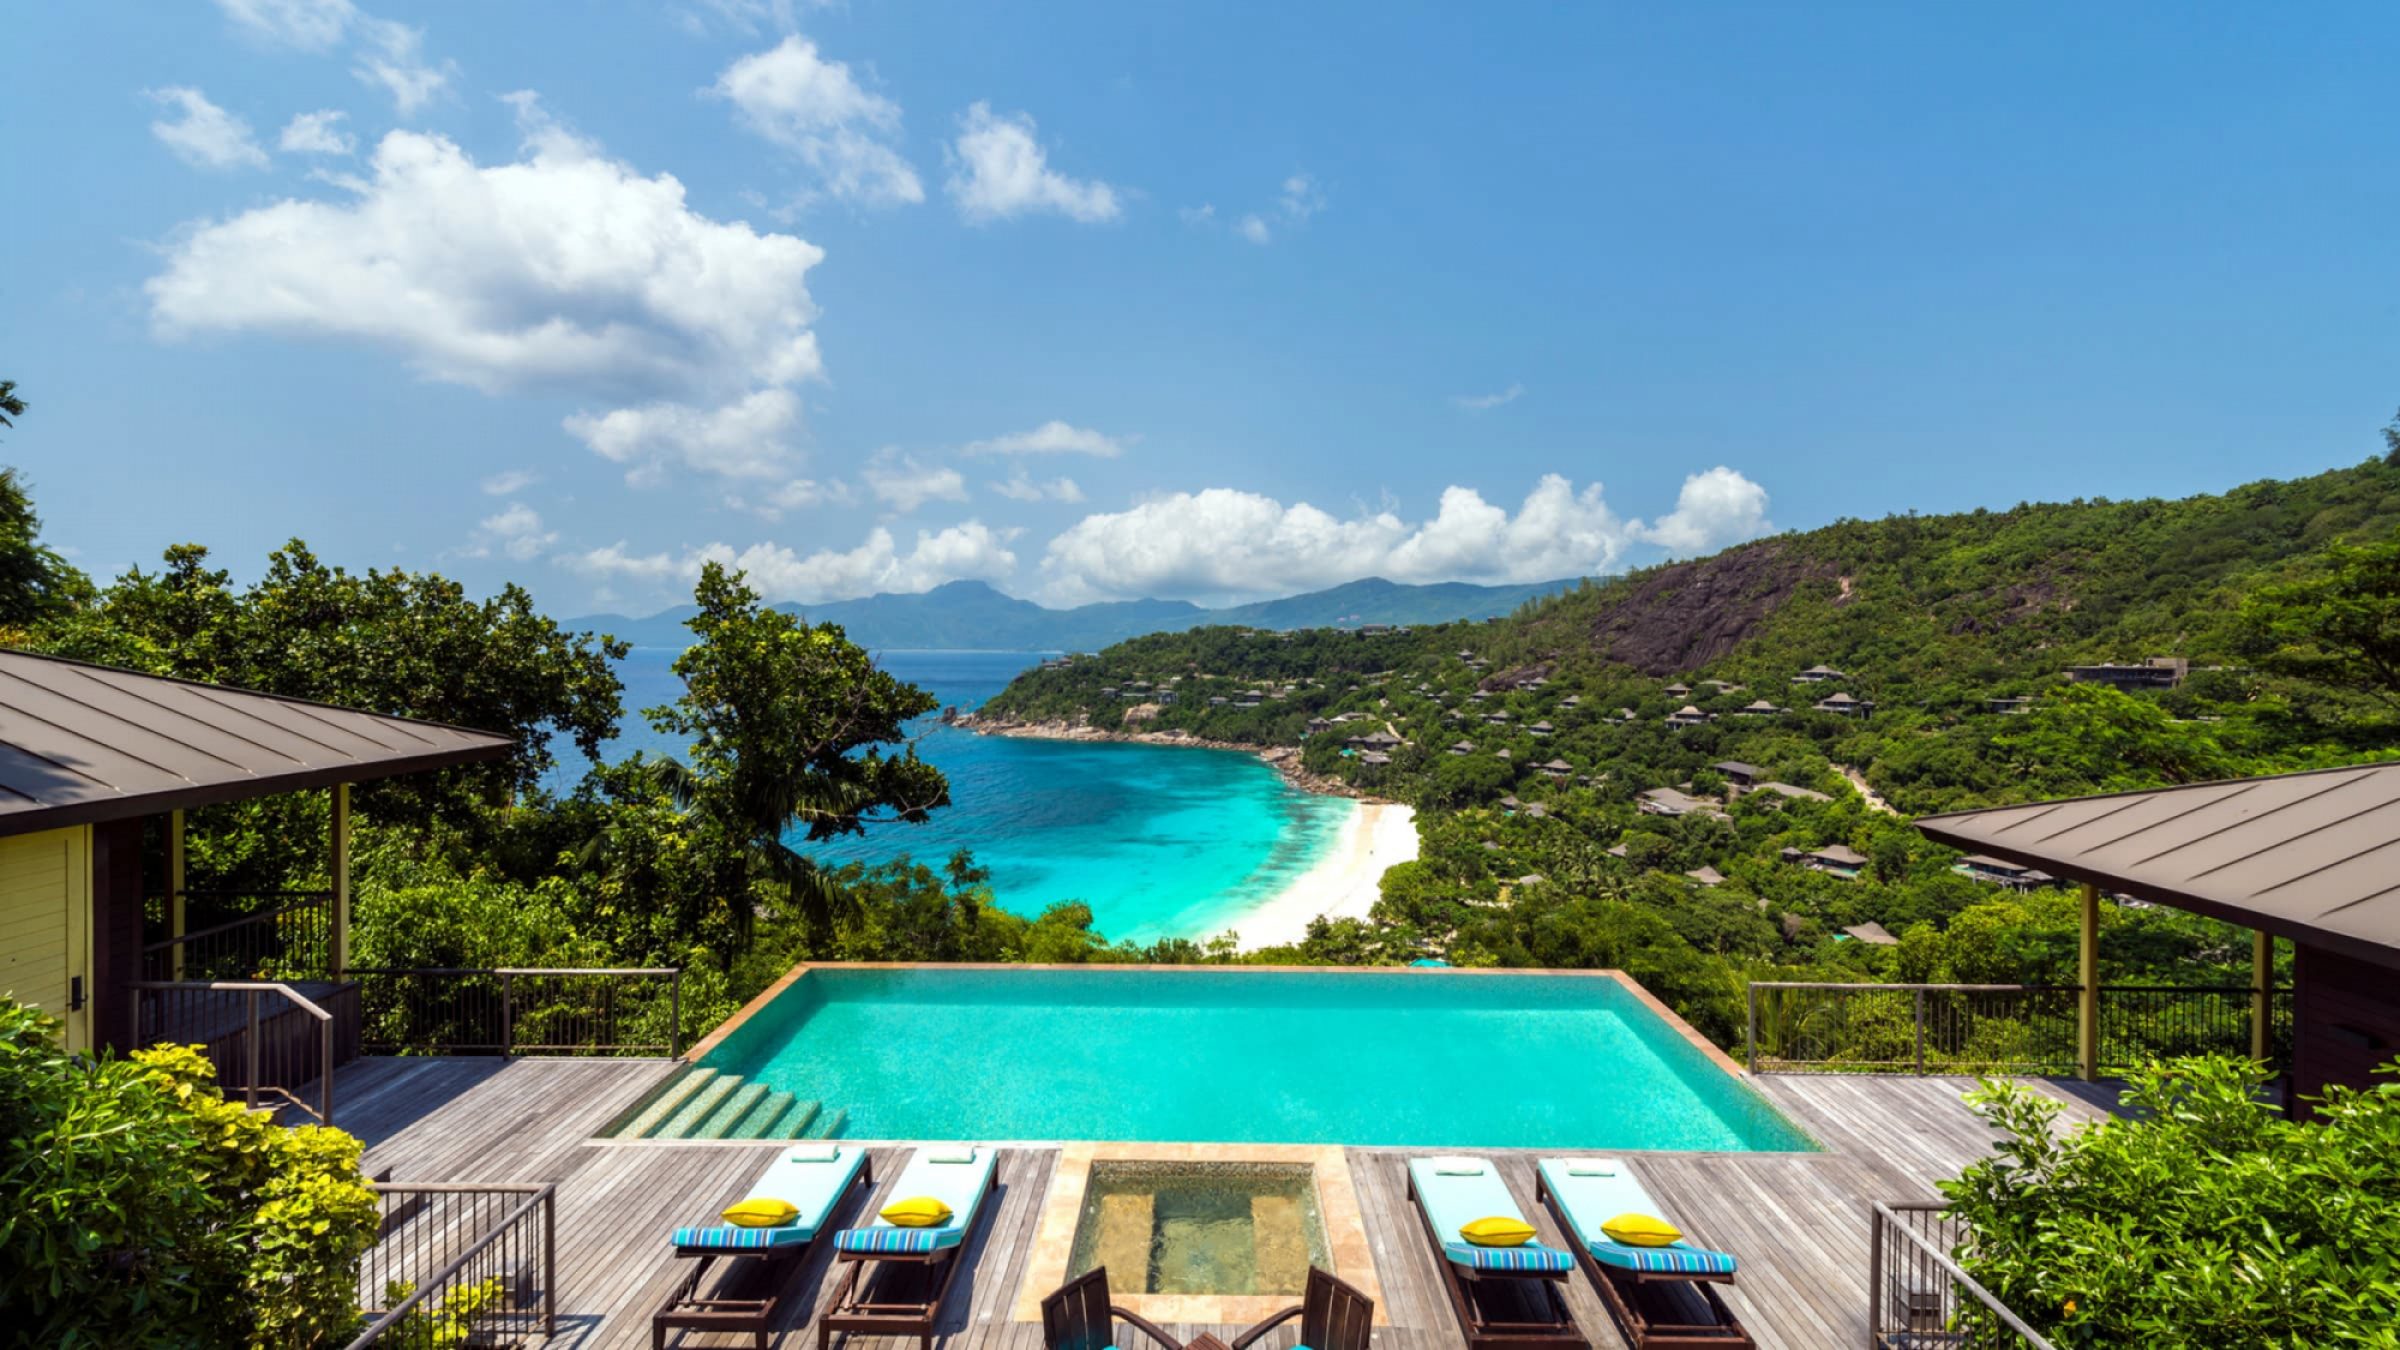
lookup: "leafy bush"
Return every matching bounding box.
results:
[0,998,380,1347]
[1944,1055,2400,1347]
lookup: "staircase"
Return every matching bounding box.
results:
[610,1067,847,1141]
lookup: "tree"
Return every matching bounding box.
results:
[648,563,949,944]
[0,466,91,626]
[0,379,23,428]
[2237,535,2400,709]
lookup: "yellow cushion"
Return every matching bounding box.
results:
[721,1197,799,1229]
[880,1196,954,1228]
[1600,1212,1682,1248]
[1459,1215,1537,1247]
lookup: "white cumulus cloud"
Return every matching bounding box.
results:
[278,108,355,154]
[562,522,1017,603]
[1036,471,1773,604]
[479,468,538,495]
[463,501,558,561]
[148,88,268,170]
[861,449,968,513]
[990,469,1084,503]
[712,35,923,208]
[212,0,455,115]
[946,102,1120,224]
[565,388,804,486]
[727,476,854,521]
[1635,466,1775,555]
[150,98,828,487]
[960,420,1126,457]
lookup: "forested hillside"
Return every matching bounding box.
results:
[980,457,2400,1039]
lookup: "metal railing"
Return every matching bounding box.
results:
[350,1182,557,1349]
[142,890,334,983]
[1745,981,2291,1076]
[1869,1202,2056,1349]
[350,967,683,1057]
[129,980,344,1125]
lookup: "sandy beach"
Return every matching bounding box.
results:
[1232,801,1420,950]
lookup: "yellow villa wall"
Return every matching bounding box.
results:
[0,826,93,1052]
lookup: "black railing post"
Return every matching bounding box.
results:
[500,970,514,1057]
[1866,1204,1884,1349]
[1913,987,1927,1074]
[670,969,683,1058]
[542,1184,557,1336]
[244,988,261,1109]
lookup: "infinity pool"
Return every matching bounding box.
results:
[694,967,1814,1150]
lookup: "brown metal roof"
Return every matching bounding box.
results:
[0,650,515,836]
[1917,763,2400,970]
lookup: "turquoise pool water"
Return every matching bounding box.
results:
[697,968,1815,1150]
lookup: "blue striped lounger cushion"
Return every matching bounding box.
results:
[835,1225,966,1255]
[672,1145,869,1252]
[1440,1240,1577,1273]
[1585,1240,1736,1276]
[833,1146,997,1257]
[1535,1157,1738,1277]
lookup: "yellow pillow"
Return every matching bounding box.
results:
[721,1197,799,1228]
[1600,1212,1682,1248]
[880,1196,954,1228]
[1459,1215,1537,1247]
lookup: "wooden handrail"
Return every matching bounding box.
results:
[128,980,337,1125]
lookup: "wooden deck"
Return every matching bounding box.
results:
[330,1058,2116,1350]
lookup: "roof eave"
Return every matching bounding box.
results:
[0,738,515,840]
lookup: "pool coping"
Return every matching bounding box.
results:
[683,963,1754,1089]
[1007,1142,1388,1328]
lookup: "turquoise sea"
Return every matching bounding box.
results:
[586,648,1354,944]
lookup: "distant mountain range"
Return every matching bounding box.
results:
[567,576,1587,651]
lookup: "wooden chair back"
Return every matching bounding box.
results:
[1042,1267,1118,1350]
[1302,1267,1375,1350]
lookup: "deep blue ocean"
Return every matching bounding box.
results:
[577,648,1353,944]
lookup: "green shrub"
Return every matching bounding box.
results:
[1944,1055,2400,1347]
[0,998,380,1347]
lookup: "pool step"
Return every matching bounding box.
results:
[699,1082,771,1140]
[659,1072,741,1137]
[617,1068,716,1138]
[604,1066,846,1140]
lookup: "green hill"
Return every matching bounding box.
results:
[977,457,2400,1029]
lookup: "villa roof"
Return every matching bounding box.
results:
[0,650,513,836]
[1842,921,1899,945]
[1686,866,1726,886]
[1811,844,1869,866]
[1917,763,2400,970]
[1712,760,1761,778]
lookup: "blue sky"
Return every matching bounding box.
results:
[6,3,2398,616]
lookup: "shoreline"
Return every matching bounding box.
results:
[964,714,1419,945]
[961,714,1382,801]
[1230,799,1420,950]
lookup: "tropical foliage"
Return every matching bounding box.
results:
[1945,1056,2400,1347]
[0,998,380,1349]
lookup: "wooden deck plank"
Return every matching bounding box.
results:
[328,1057,2099,1350]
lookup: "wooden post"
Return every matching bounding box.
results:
[2077,882,2100,1081]
[2250,929,2273,1063]
[168,809,187,980]
[329,783,351,978]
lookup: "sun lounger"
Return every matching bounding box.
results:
[1405,1156,1587,1350]
[654,1144,872,1350]
[819,1146,999,1350]
[1230,1266,1375,1350]
[1535,1157,1751,1349]
[1041,1266,1185,1350]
